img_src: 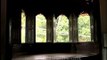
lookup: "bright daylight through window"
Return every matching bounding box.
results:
[54,15,69,42]
[21,10,26,43]
[21,12,92,43]
[78,13,91,42]
[35,14,47,42]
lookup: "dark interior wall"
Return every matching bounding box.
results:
[8,0,100,56]
[0,0,107,60]
[100,0,107,33]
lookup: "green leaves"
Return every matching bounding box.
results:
[55,15,69,42]
[78,13,91,42]
[36,14,46,42]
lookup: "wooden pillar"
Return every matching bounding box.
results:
[100,0,107,60]
[1,0,7,60]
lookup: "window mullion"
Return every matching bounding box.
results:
[72,14,78,42]
[26,14,35,43]
[46,15,53,42]
[75,15,78,42]
[32,15,35,43]
[69,14,73,42]
[34,15,35,43]
[90,13,94,42]
[46,16,50,42]
[72,14,75,42]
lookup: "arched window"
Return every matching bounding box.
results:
[54,15,69,42]
[21,10,26,43]
[78,13,91,42]
[35,14,47,42]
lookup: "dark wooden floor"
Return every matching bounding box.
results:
[12,53,96,60]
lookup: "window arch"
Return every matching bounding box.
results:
[35,14,47,42]
[78,12,91,42]
[54,14,69,42]
[21,10,26,43]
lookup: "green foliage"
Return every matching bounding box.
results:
[54,15,69,42]
[36,14,46,42]
[78,14,91,42]
[21,11,26,43]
